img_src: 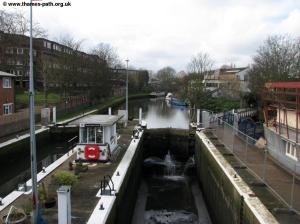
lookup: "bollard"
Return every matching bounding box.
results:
[196,109,200,127]
[139,108,142,125]
[100,203,104,210]
[108,107,112,115]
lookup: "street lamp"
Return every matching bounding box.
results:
[125,59,129,126]
[29,1,39,223]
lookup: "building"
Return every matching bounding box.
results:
[203,66,250,97]
[263,82,300,174]
[109,68,149,96]
[0,70,15,115]
[0,31,108,91]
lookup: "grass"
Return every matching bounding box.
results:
[16,90,61,105]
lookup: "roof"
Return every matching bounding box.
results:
[69,115,123,126]
[265,82,300,89]
[0,71,16,77]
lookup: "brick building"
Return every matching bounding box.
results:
[0,70,15,115]
[0,31,108,92]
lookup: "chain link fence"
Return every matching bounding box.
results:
[210,118,300,214]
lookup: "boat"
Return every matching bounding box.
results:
[170,98,189,107]
[150,92,165,97]
[69,114,123,162]
[165,93,173,101]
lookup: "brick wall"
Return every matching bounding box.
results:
[0,77,15,115]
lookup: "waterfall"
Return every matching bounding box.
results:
[164,151,176,176]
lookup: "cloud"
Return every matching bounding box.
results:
[1,0,300,71]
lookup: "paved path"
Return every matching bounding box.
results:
[214,124,300,213]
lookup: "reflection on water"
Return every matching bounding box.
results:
[127,98,190,129]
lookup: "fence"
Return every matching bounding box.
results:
[209,118,300,214]
[0,107,43,138]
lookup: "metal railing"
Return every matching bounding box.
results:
[100,175,115,196]
[209,118,300,214]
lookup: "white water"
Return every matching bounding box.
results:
[164,151,176,176]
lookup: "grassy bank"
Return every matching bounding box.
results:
[16,91,61,105]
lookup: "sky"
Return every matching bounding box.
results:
[1,0,300,72]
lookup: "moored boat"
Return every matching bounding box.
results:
[170,98,189,107]
[165,93,173,101]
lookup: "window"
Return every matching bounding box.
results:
[3,77,12,88]
[285,141,298,160]
[16,59,23,65]
[5,47,13,54]
[16,70,23,76]
[17,48,23,54]
[3,103,13,115]
[7,58,15,65]
[80,126,102,144]
[47,42,51,49]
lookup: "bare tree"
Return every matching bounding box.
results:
[156,66,176,91]
[0,9,47,37]
[187,52,214,75]
[91,43,121,68]
[249,35,300,94]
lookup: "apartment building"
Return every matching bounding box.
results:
[0,31,107,91]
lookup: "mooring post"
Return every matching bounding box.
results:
[139,108,142,125]
[53,106,56,124]
[108,107,112,115]
[196,109,200,127]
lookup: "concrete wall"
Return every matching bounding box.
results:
[105,134,145,224]
[195,131,277,224]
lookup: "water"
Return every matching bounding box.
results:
[164,151,176,176]
[0,135,73,197]
[132,151,201,224]
[126,98,190,129]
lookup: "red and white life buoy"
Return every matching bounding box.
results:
[84,145,100,160]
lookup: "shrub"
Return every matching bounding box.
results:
[53,171,78,190]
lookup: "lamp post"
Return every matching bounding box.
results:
[125,59,129,126]
[29,1,39,222]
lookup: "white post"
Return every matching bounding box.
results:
[57,186,71,224]
[125,59,129,127]
[202,110,210,128]
[53,106,56,124]
[196,109,200,126]
[139,108,142,125]
[108,107,112,115]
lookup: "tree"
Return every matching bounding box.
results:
[249,35,300,94]
[0,9,47,37]
[156,66,176,91]
[187,52,214,75]
[91,43,121,68]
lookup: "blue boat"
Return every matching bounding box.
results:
[170,98,189,107]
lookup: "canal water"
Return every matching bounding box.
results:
[127,98,190,129]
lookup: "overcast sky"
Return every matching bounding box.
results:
[2,0,300,72]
